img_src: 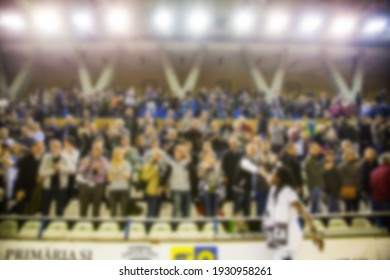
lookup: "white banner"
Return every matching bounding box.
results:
[0,260,389,280]
[0,238,389,260]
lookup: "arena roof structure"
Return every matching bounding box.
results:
[0,0,389,99]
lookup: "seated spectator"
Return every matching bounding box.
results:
[77,142,109,217]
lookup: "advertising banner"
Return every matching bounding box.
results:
[0,238,389,260]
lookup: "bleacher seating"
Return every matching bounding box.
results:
[95,222,123,241]
[128,223,146,240]
[149,222,172,239]
[42,221,68,240]
[202,222,228,239]
[0,220,18,239]
[19,221,41,239]
[68,222,94,240]
[175,222,201,239]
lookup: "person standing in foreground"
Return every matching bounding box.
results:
[263,166,324,260]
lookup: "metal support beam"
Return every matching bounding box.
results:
[182,50,204,94]
[9,55,35,97]
[77,60,94,95]
[160,47,182,97]
[94,53,119,92]
[243,48,288,103]
[160,47,204,98]
[270,50,288,94]
[324,50,365,101]
[351,52,365,97]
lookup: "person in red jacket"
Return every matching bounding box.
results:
[370,153,390,231]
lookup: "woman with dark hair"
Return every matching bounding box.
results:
[263,166,323,260]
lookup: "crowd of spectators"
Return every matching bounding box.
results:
[0,86,389,231]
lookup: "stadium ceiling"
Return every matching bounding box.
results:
[0,0,389,46]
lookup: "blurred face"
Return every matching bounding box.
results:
[152,149,162,162]
[174,146,183,160]
[121,136,130,147]
[64,140,72,150]
[325,153,334,163]
[92,145,102,158]
[50,141,61,155]
[288,145,297,156]
[32,142,44,156]
[246,144,256,156]
[364,148,376,161]
[344,150,356,162]
[229,138,238,151]
[112,149,123,162]
[309,144,320,156]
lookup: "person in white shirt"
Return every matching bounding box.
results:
[108,148,131,217]
[263,166,323,260]
[62,137,80,204]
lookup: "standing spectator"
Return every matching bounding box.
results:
[269,118,286,154]
[198,149,223,217]
[77,142,109,217]
[221,137,242,201]
[61,137,80,204]
[62,115,79,143]
[233,143,259,218]
[142,149,170,218]
[13,141,44,214]
[370,153,390,231]
[280,143,303,196]
[43,117,61,147]
[358,117,373,155]
[303,143,325,213]
[107,148,131,217]
[338,149,361,213]
[123,107,138,143]
[166,145,192,218]
[323,152,342,213]
[39,140,71,216]
[360,147,378,206]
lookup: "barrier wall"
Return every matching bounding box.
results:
[1,238,389,260]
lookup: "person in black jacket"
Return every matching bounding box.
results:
[221,137,242,201]
[280,143,303,197]
[358,117,373,156]
[360,147,378,204]
[323,152,342,213]
[13,141,44,214]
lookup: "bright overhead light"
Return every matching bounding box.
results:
[232,9,255,35]
[152,8,174,34]
[0,12,26,32]
[299,14,323,35]
[32,7,63,35]
[105,7,131,35]
[329,16,357,38]
[266,11,289,35]
[72,11,94,33]
[362,18,387,36]
[186,9,211,36]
